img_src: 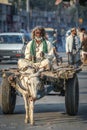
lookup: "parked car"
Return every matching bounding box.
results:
[0,32,31,62]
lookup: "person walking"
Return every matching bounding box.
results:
[78,27,86,44]
[66,27,81,67]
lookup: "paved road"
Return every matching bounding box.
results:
[0,55,87,130]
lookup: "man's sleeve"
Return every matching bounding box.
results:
[25,41,31,59]
[66,37,69,53]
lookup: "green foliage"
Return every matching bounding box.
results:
[62,0,87,6]
[30,0,57,11]
[63,0,70,1]
[79,0,86,6]
[10,0,87,11]
[10,0,58,11]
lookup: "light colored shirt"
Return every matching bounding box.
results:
[25,40,54,60]
[66,35,81,53]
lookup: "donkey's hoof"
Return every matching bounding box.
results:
[25,118,29,124]
[30,121,35,126]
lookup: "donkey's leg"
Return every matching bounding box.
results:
[15,83,28,95]
[29,99,34,125]
[23,95,29,123]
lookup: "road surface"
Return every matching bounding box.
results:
[0,55,87,130]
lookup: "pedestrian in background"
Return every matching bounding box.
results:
[81,32,87,64]
[78,28,86,44]
[52,32,58,54]
[66,27,81,67]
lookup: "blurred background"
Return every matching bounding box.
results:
[0,0,87,51]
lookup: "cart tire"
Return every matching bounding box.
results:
[1,73,16,114]
[65,74,79,115]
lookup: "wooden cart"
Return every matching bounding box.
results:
[0,63,81,116]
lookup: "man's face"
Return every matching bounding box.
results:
[72,29,77,35]
[35,29,41,38]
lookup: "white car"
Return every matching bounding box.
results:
[0,32,31,62]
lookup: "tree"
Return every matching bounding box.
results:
[79,0,87,6]
[30,0,57,11]
[62,0,87,6]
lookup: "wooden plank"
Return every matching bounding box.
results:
[0,63,82,79]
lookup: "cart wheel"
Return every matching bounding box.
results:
[65,74,79,115]
[1,74,16,114]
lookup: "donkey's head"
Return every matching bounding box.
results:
[28,68,45,100]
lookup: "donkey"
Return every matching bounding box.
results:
[8,61,44,125]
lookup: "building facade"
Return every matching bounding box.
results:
[0,0,27,32]
[0,0,87,32]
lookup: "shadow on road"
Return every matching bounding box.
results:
[78,103,87,121]
[0,61,17,65]
[13,103,65,114]
[13,103,87,125]
[0,103,87,127]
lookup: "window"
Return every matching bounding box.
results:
[0,35,23,44]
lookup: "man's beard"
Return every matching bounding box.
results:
[35,36,42,41]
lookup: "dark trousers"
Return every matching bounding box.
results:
[68,50,81,67]
[68,52,76,65]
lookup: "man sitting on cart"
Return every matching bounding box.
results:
[18,26,55,71]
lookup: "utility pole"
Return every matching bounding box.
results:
[75,0,79,28]
[18,0,21,30]
[26,0,30,32]
[70,0,79,27]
